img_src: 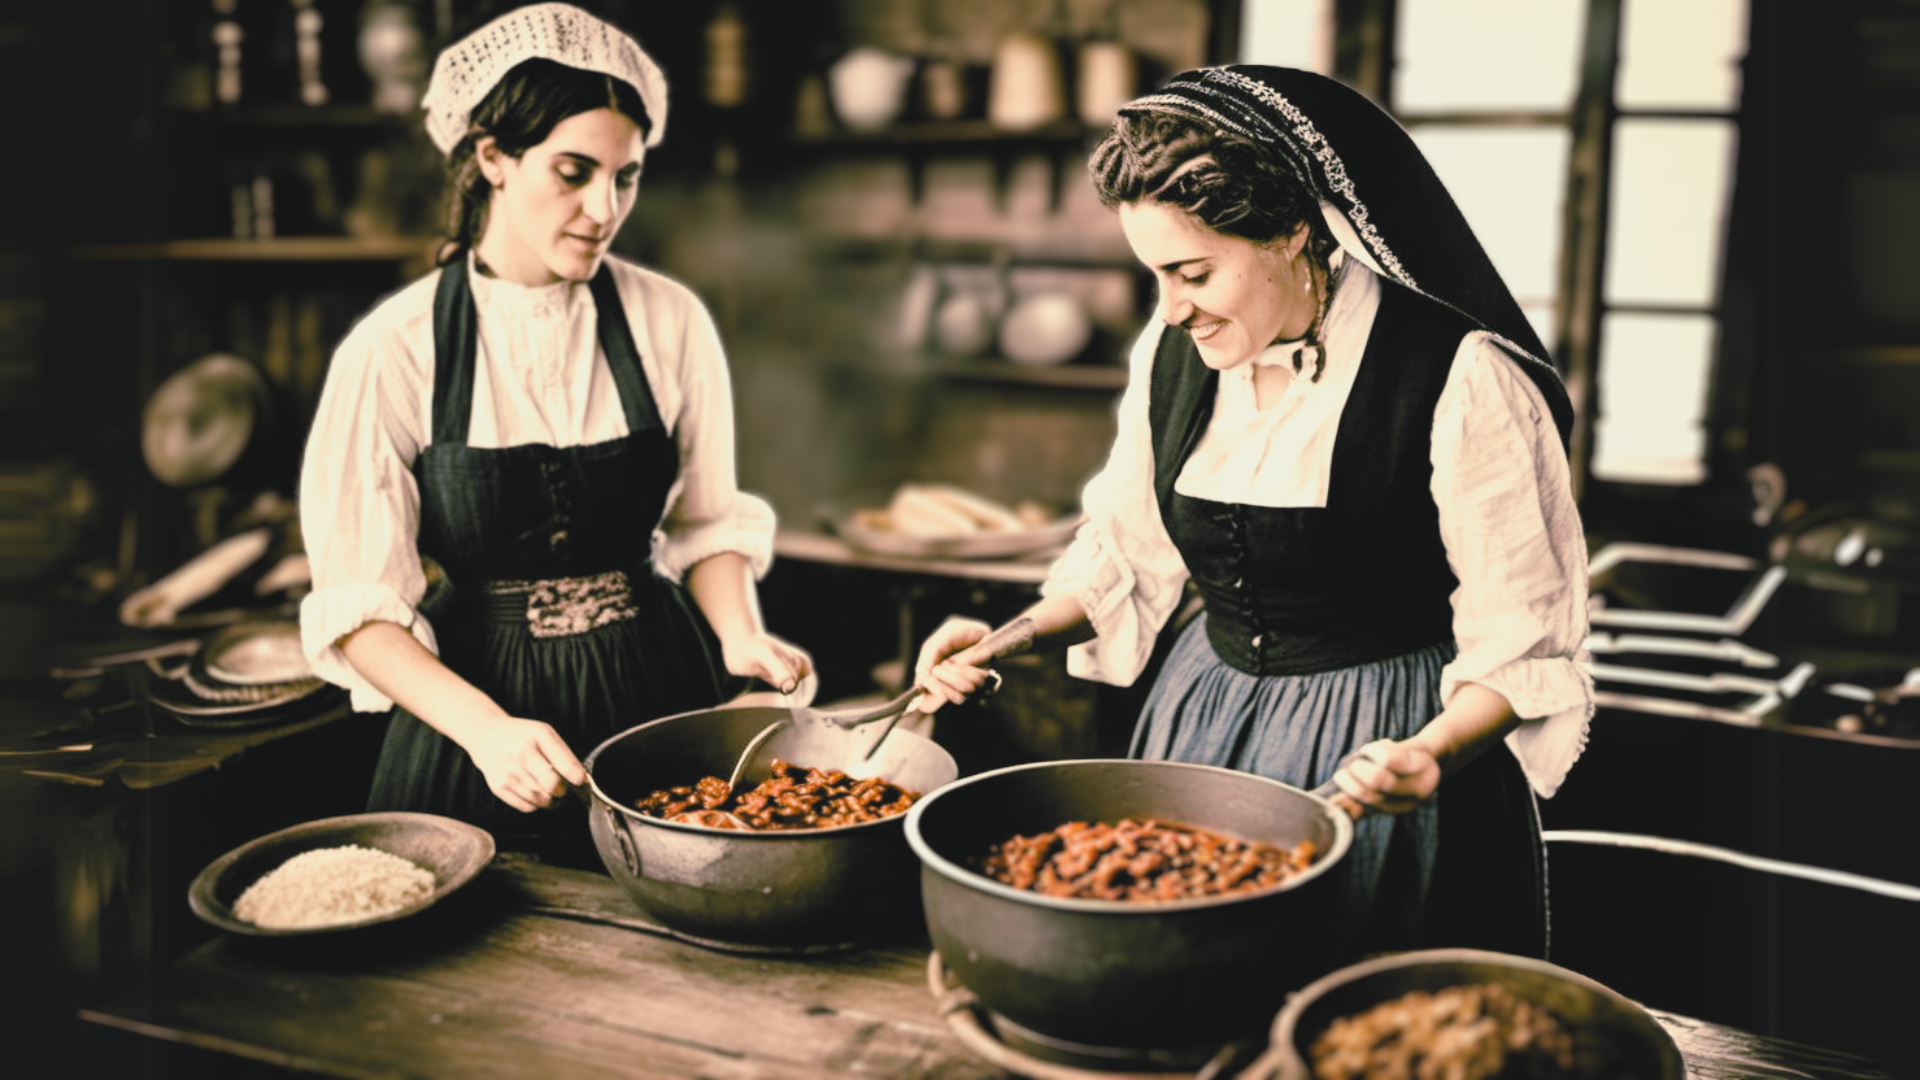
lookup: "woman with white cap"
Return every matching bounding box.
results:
[298,3,809,865]
[912,66,1592,958]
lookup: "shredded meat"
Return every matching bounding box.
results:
[974,819,1317,902]
[633,759,919,830]
[1309,983,1591,1080]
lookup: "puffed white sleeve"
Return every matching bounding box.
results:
[1041,322,1192,686]
[647,285,776,583]
[297,304,440,713]
[1431,333,1594,798]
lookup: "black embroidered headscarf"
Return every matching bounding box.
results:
[1116,65,1575,448]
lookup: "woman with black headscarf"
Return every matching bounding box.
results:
[912,67,1590,957]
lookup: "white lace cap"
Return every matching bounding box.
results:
[421,2,668,155]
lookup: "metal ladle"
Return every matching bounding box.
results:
[719,684,929,797]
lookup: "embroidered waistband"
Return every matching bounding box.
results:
[478,570,638,639]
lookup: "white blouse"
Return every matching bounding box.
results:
[298,253,775,713]
[1041,259,1593,798]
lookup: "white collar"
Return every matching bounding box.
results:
[467,250,582,316]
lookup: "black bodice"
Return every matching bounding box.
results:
[1148,280,1480,676]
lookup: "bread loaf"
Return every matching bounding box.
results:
[914,482,1025,533]
[867,483,1046,539]
[887,484,981,538]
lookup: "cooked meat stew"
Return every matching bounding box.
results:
[633,760,920,830]
[1309,983,1595,1080]
[975,818,1318,902]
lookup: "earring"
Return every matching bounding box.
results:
[1292,264,1329,380]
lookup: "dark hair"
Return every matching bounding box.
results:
[438,58,652,265]
[1089,108,1340,376]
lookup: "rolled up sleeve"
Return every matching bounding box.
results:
[1042,323,1191,687]
[1432,334,1594,798]
[297,302,440,713]
[647,287,776,582]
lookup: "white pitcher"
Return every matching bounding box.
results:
[829,47,916,132]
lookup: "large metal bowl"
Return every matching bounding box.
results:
[1255,948,1685,1080]
[905,759,1354,1052]
[583,703,958,948]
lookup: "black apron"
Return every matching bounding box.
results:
[366,258,728,869]
[1139,280,1549,957]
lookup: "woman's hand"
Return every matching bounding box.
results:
[1328,738,1442,817]
[913,616,996,713]
[462,715,589,813]
[722,632,814,696]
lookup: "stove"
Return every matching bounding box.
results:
[925,950,1271,1079]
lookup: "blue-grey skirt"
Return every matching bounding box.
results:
[1131,615,1545,957]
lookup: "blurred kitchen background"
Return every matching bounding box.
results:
[2,0,1918,1076]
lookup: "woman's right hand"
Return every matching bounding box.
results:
[462,715,589,813]
[913,616,996,713]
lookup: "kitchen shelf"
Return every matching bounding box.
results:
[791,119,1100,149]
[1827,345,1920,365]
[927,358,1127,391]
[71,236,438,262]
[166,106,413,131]
[817,235,1137,270]
[791,119,1101,211]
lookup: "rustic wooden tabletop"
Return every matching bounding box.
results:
[78,857,1896,1080]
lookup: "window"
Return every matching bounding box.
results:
[1242,0,1752,489]
[1592,0,1748,484]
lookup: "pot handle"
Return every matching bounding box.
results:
[581,787,642,877]
[1313,749,1369,821]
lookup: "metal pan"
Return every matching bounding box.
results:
[1249,948,1684,1080]
[905,759,1354,1052]
[582,702,958,948]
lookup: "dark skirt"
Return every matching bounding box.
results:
[1131,615,1546,957]
[367,569,727,870]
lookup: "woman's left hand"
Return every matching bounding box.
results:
[1329,738,1442,816]
[721,632,814,696]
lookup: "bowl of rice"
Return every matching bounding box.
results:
[189,812,495,936]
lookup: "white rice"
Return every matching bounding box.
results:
[233,844,437,929]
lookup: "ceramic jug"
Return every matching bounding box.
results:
[829,47,915,131]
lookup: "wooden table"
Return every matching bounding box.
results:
[80,858,1895,1080]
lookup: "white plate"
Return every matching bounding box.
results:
[203,620,313,685]
[835,513,1084,561]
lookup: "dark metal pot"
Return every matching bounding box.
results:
[1252,948,1685,1080]
[584,704,957,948]
[904,759,1354,1052]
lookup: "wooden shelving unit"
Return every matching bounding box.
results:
[165,105,410,130]
[789,118,1100,149]
[790,119,1105,210]
[71,236,437,262]
[925,358,1127,391]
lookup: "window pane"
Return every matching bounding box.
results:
[1617,0,1748,110]
[1239,0,1332,73]
[1521,302,1557,357]
[1604,119,1737,307]
[1591,312,1718,484]
[1410,126,1570,310]
[1397,0,1582,111]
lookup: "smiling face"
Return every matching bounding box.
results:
[1118,200,1316,370]
[475,107,645,285]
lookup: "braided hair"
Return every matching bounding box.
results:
[1089,109,1339,378]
